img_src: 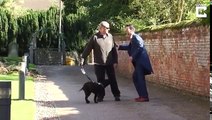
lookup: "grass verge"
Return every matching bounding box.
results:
[0,72,35,120]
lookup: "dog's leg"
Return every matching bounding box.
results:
[85,91,91,104]
[97,87,105,102]
[94,93,98,103]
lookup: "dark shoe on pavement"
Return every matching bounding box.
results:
[115,97,120,101]
[97,98,103,102]
[135,97,149,102]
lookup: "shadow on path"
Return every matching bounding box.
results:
[36,65,209,120]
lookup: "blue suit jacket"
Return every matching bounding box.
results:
[118,34,153,75]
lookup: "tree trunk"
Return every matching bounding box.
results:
[178,0,185,22]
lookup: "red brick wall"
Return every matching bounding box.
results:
[115,25,210,97]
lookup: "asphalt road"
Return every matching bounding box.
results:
[36,65,209,120]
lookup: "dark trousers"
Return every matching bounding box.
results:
[133,63,149,98]
[94,64,120,98]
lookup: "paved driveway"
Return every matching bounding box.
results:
[36,65,209,120]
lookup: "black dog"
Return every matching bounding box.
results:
[80,80,110,104]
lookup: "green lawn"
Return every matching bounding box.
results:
[0,72,36,120]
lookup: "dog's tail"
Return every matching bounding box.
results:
[79,87,83,92]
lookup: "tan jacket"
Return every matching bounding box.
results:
[82,32,118,65]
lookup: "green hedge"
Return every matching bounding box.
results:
[0,7,59,55]
[0,4,210,56]
[0,7,91,56]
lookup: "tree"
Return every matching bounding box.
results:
[0,8,9,54]
[61,0,209,32]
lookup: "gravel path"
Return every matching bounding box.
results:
[35,69,60,120]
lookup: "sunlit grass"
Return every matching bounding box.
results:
[0,72,33,81]
[0,76,35,120]
[0,56,37,120]
[11,79,35,120]
[0,67,35,120]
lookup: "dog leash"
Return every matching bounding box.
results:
[80,66,95,82]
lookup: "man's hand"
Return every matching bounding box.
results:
[129,56,133,62]
[114,42,119,48]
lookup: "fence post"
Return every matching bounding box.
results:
[23,53,29,72]
[19,60,26,100]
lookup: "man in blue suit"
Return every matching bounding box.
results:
[118,24,153,102]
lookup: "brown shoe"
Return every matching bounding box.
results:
[134,97,141,101]
[135,97,149,102]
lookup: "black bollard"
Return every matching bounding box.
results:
[0,82,11,120]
